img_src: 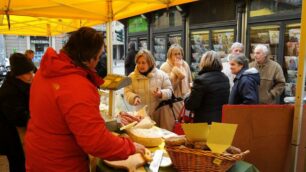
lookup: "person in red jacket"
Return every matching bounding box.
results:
[25,27,145,172]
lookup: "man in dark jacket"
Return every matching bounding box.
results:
[185,51,230,124]
[0,53,35,172]
[125,42,137,76]
[228,54,260,104]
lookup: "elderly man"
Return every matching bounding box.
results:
[249,44,285,104]
[222,42,245,89]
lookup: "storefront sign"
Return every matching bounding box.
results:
[128,17,148,33]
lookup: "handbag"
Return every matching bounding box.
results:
[156,93,193,135]
[172,105,193,135]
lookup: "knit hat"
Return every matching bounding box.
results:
[10,53,35,76]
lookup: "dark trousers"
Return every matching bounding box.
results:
[0,122,25,172]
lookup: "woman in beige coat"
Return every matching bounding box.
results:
[124,49,173,130]
[160,44,192,120]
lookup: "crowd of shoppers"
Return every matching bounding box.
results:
[124,42,285,126]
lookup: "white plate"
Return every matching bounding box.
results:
[160,157,172,167]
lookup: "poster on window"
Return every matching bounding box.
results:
[257,32,270,43]
[269,30,279,45]
[289,29,300,42]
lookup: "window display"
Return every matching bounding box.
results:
[168,34,182,46]
[284,23,300,97]
[249,25,280,62]
[128,38,138,49]
[190,31,210,73]
[153,37,167,67]
[139,38,148,50]
[212,29,235,54]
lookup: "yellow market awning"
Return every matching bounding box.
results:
[0,15,102,36]
[0,0,197,36]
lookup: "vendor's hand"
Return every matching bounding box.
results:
[152,88,162,98]
[134,97,141,105]
[119,112,142,126]
[134,142,146,155]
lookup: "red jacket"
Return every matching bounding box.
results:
[25,48,135,172]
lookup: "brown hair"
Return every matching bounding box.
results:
[199,51,223,72]
[135,49,156,68]
[63,27,104,69]
[24,49,34,57]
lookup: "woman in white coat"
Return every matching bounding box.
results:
[124,49,173,130]
[160,44,192,119]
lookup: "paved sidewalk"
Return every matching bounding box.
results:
[0,155,9,172]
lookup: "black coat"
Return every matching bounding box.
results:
[184,70,230,124]
[0,72,30,172]
[125,49,137,76]
[229,68,260,104]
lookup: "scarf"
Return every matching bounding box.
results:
[139,67,154,77]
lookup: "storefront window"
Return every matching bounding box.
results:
[153,37,167,67]
[212,29,235,54]
[30,36,50,66]
[249,25,280,62]
[153,10,182,29]
[283,23,300,97]
[168,34,182,48]
[250,0,302,17]
[190,31,210,72]
[128,38,138,50]
[139,38,148,50]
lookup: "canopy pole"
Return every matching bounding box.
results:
[291,1,306,171]
[106,0,115,117]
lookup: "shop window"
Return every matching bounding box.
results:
[190,31,210,72]
[153,10,182,29]
[283,23,300,97]
[250,0,302,17]
[249,25,280,62]
[139,38,148,50]
[168,34,182,48]
[153,37,167,67]
[212,29,235,54]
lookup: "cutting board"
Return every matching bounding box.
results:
[104,153,146,172]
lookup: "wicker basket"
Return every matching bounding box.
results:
[166,146,250,172]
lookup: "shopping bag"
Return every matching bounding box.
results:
[172,105,193,135]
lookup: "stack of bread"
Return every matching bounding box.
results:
[165,135,242,155]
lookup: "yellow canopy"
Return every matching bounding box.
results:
[0,15,102,36]
[0,0,197,36]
